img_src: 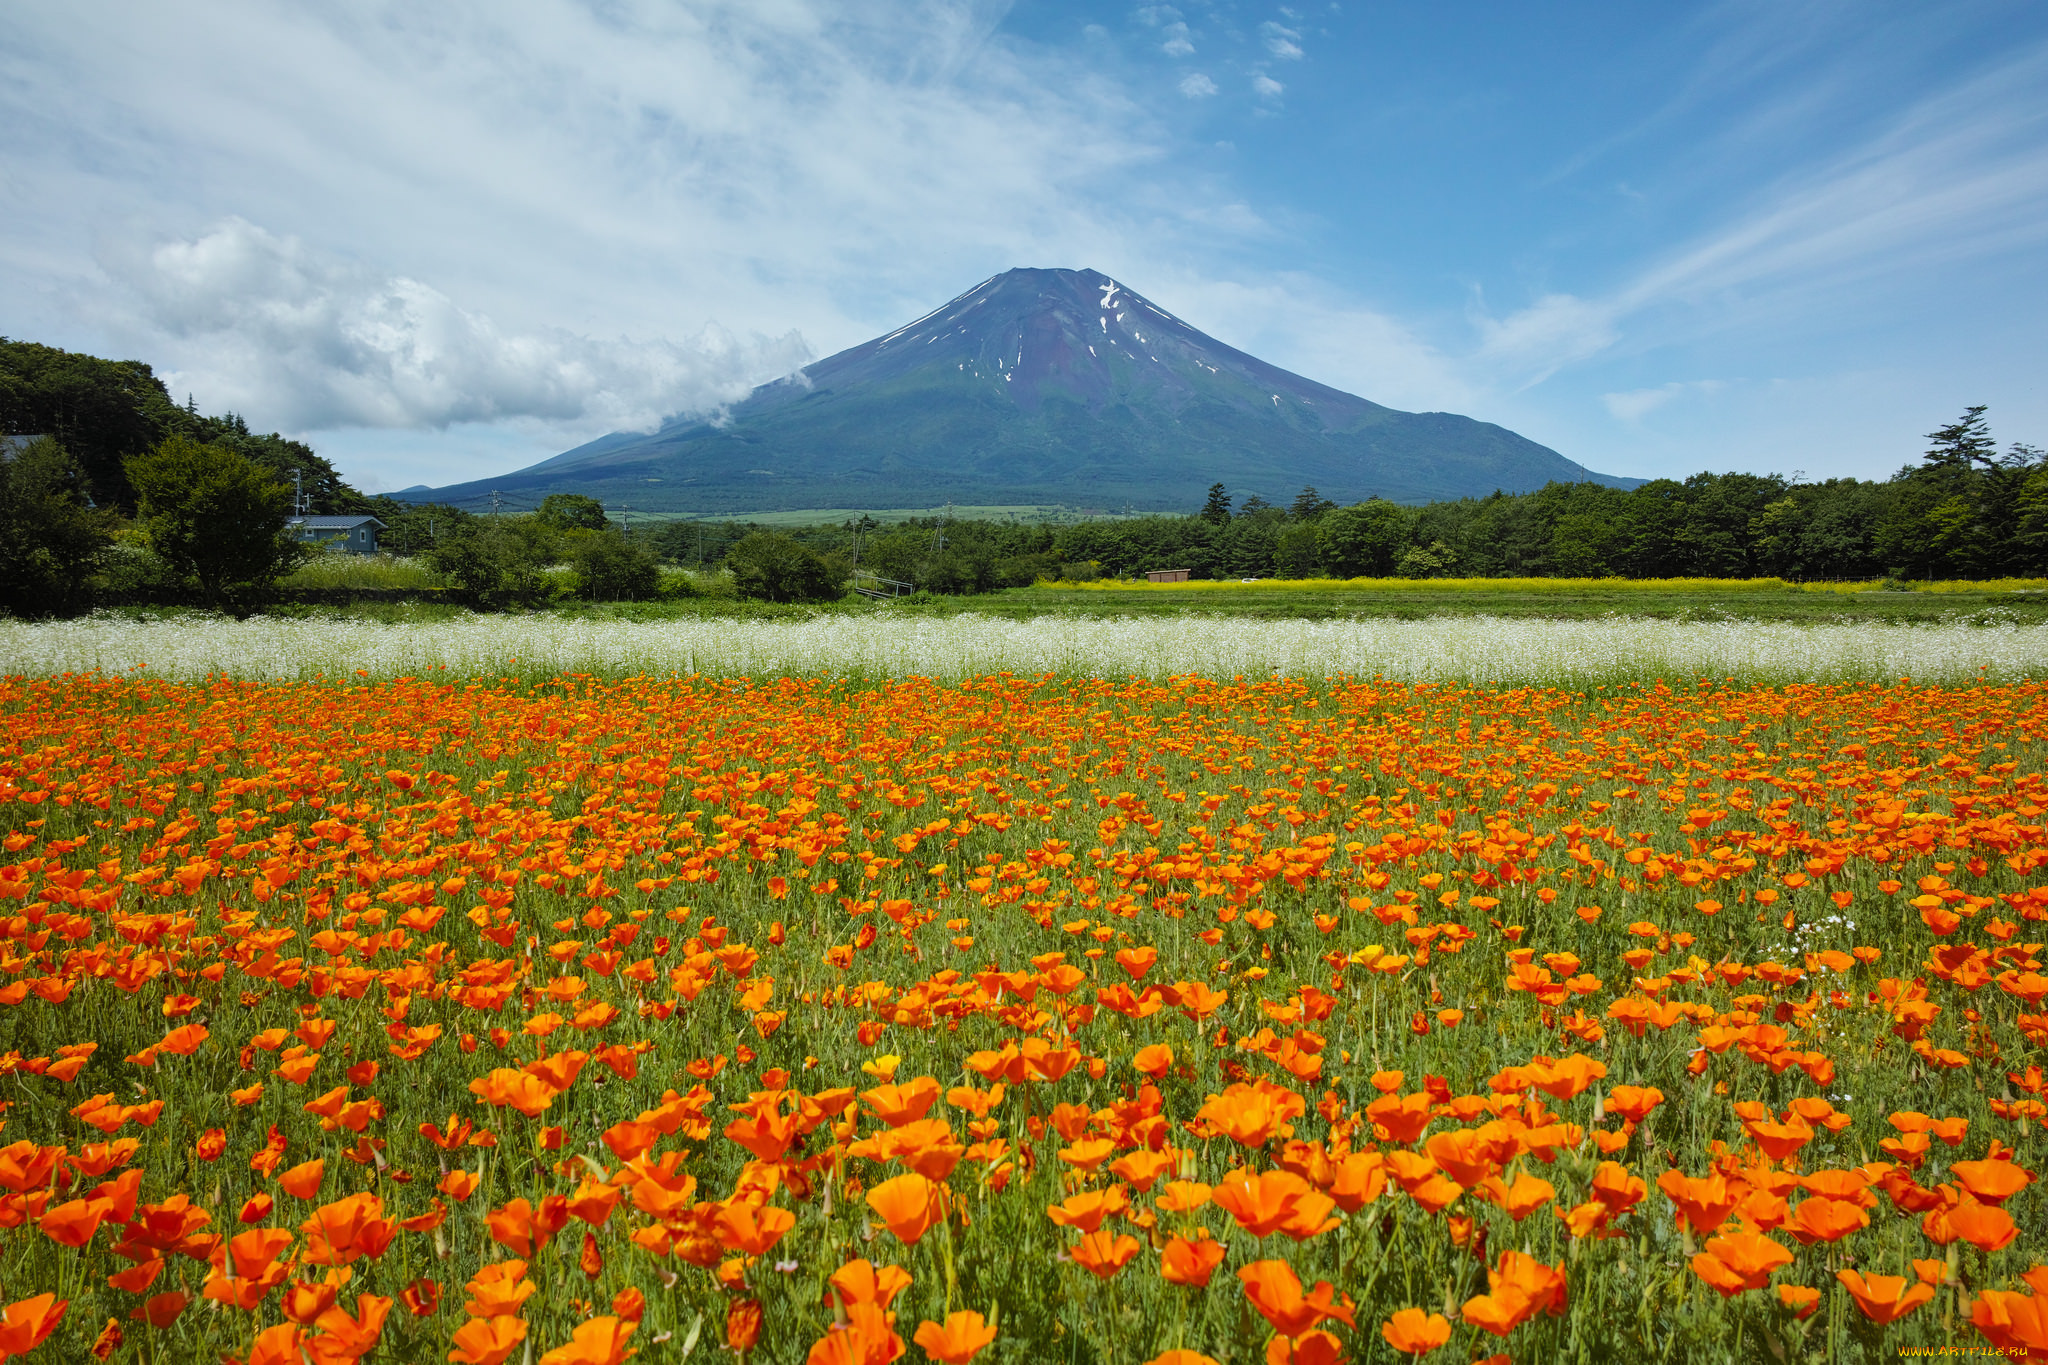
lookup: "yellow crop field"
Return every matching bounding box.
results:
[0,671,2042,1363]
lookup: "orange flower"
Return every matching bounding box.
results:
[468,1069,559,1118]
[38,1199,105,1248]
[1381,1307,1452,1355]
[1777,1285,1821,1320]
[450,1316,528,1365]
[1133,1044,1175,1078]
[463,1260,536,1319]
[727,1299,763,1352]
[717,1201,795,1256]
[913,1311,996,1365]
[278,1158,325,1200]
[865,1173,946,1245]
[536,1315,636,1365]
[1837,1269,1935,1325]
[1046,1185,1130,1236]
[1364,1091,1434,1145]
[485,1197,570,1259]
[0,1293,69,1357]
[1237,1260,1356,1339]
[830,1259,913,1311]
[1951,1159,2032,1206]
[1971,1286,2048,1356]
[1689,1232,1794,1297]
[1160,1233,1226,1287]
[1462,1250,1569,1337]
[1786,1197,1868,1246]
[863,1077,942,1128]
[1657,1170,1737,1237]
[1144,1354,1221,1365]
[1211,1170,1338,1241]
[1945,1199,2018,1254]
[1071,1229,1142,1279]
[203,1228,296,1311]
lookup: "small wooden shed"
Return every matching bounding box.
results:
[1145,569,1191,583]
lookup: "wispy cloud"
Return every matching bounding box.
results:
[1259,22,1305,60]
[1179,71,1219,98]
[1478,43,2048,388]
[1602,380,1726,423]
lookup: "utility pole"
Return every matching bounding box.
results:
[491,489,502,518]
[292,469,306,516]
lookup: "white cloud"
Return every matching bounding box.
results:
[1161,23,1195,57]
[1601,380,1726,423]
[1474,293,1620,386]
[1260,22,1304,59]
[117,218,812,432]
[0,0,1191,448]
[1253,74,1286,99]
[1179,71,1219,98]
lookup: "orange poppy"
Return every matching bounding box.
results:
[450,1317,528,1365]
[1786,1198,1868,1246]
[1161,1234,1226,1287]
[1657,1171,1737,1237]
[462,1261,536,1319]
[1689,1233,1793,1297]
[1837,1269,1935,1325]
[1070,1229,1142,1279]
[1945,1199,2018,1254]
[913,1311,997,1365]
[1046,1185,1130,1235]
[865,1173,946,1245]
[278,1158,325,1200]
[1211,1170,1338,1241]
[1237,1260,1356,1339]
[0,1295,68,1358]
[535,1315,636,1365]
[1970,1286,2048,1356]
[1381,1307,1452,1355]
[1951,1159,2032,1206]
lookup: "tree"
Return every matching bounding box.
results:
[124,435,303,609]
[725,531,843,603]
[1317,500,1414,577]
[536,494,609,532]
[1395,539,1458,579]
[0,436,112,616]
[426,522,549,608]
[1289,486,1337,521]
[1922,406,1996,472]
[374,501,473,558]
[1199,483,1231,525]
[570,530,659,601]
[1274,521,1322,578]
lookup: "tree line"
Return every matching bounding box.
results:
[6,333,2042,616]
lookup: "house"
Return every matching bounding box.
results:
[289,515,386,554]
[1145,568,1191,583]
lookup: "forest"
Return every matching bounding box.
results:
[4,335,2043,613]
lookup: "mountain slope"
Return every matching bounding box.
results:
[415,268,1634,513]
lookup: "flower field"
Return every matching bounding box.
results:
[0,670,2044,1363]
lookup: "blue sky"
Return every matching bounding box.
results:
[2,0,2044,493]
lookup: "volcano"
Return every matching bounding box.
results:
[412,268,1632,514]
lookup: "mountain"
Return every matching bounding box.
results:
[410,268,1635,514]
